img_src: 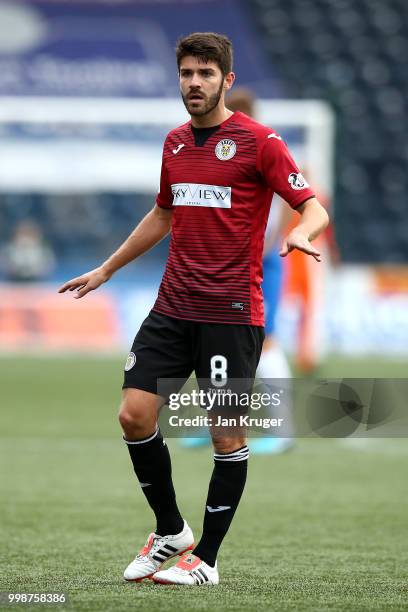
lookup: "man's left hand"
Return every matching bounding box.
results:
[280,229,321,262]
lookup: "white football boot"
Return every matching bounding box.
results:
[123,521,194,582]
[152,553,219,585]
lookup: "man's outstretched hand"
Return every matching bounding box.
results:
[280,229,321,262]
[58,266,112,299]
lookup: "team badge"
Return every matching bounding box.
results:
[215,139,236,161]
[125,352,136,371]
[288,172,310,190]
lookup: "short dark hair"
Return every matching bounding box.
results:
[176,32,233,76]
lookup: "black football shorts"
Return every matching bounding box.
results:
[123,309,264,398]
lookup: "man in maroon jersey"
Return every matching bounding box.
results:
[59,32,329,586]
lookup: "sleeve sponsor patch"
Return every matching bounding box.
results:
[288,172,310,190]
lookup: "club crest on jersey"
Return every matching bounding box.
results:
[215,139,236,161]
[288,172,310,190]
[125,352,136,371]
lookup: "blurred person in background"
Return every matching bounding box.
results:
[282,171,339,374]
[0,220,56,282]
[59,32,328,586]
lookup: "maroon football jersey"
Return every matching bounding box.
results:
[153,111,314,326]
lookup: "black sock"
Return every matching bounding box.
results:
[124,428,184,536]
[193,445,249,567]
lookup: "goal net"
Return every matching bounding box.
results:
[0,96,335,194]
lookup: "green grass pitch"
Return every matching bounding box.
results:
[1,355,407,611]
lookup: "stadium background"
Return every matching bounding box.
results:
[1,1,407,610]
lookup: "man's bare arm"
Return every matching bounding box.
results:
[58,204,172,298]
[280,197,329,262]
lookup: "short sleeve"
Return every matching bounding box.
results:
[258,134,315,209]
[156,144,173,209]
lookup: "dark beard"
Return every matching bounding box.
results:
[181,79,224,116]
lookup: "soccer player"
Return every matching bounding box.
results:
[59,32,329,586]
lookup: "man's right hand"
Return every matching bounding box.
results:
[58,266,112,299]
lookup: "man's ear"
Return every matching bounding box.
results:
[224,72,235,90]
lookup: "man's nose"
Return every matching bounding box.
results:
[190,73,202,88]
